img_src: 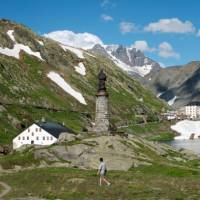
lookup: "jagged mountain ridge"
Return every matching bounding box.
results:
[0,19,166,144]
[145,61,200,108]
[89,44,161,77]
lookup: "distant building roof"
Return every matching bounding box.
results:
[186,102,200,106]
[36,122,74,138]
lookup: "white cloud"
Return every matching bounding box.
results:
[101,14,113,21]
[158,62,165,68]
[44,30,103,49]
[144,18,195,33]
[158,42,180,59]
[131,40,155,52]
[101,0,110,7]
[120,22,136,34]
[101,0,115,8]
[197,29,200,37]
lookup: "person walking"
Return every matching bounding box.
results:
[97,157,111,186]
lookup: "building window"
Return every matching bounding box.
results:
[50,137,53,140]
[32,132,34,136]
[36,136,39,140]
[22,137,25,140]
[28,129,30,132]
[36,128,38,132]
[47,136,49,140]
[39,128,42,132]
[43,136,45,140]
[18,136,21,140]
[27,136,29,140]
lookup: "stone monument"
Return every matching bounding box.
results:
[93,69,110,133]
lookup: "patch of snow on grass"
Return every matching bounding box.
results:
[0,30,44,61]
[171,120,200,140]
[38,40,44,46]
[0,44,44,60]
[47,71,87,105]
[168,96,177,106]
[7,30,15,42]
[74,62,86,76]
[61,44,84,59]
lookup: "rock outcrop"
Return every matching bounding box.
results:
[33,135,197,171]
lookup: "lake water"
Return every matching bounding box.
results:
[167,139,200,154]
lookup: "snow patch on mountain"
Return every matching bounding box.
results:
[85,52,96,58]
[61,44,84,59]
[157,92,164,98]
[7,30,15,42]
[168,96,177,106]
[171,120,200,140]
[106,49,152,77]
[74,62,86,76]
[47,71,87,105]
[37,40,44,46]
[126,48,132,63]
[104,44,119,52]
[0,30,44,61]
[134,65,152,77]
[90,44,160,77]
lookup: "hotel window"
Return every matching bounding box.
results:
[28,129,30,132]
[39,128,42,132]
[36,128,38,132]
[18,136,21,140]
[32,132,34,136]
[23,137,25,140]
[47,136,49,140]
[43,136,45,140]
[27,136,29,140]
[36,136,39,140]
[50,137,53,140]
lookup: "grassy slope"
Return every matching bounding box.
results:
[1,166,200,200]
[0,19,167,145]
[0,33,166,145]
[119,121,176,141]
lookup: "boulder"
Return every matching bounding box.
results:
[34,149,59,162]
[58,133,76,143]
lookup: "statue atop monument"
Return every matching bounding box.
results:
[98,69,107,92]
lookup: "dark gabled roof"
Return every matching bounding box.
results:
[36,122,74,138]
[186,102,200,106]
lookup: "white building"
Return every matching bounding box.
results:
[185,102,200,119]
[13,122,73,149]
[162,110,177,120]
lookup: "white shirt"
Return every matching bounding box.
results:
[98,162,106,174]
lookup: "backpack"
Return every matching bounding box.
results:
[105,167,107,174]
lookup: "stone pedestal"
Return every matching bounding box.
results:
[93,91,109,133]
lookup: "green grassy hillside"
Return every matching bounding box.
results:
[0,19,167,145]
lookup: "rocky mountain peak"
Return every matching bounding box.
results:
[90,44,161,77]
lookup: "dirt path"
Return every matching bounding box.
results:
[0,181,11,199]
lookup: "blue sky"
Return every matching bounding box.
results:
[1,0,200,66]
